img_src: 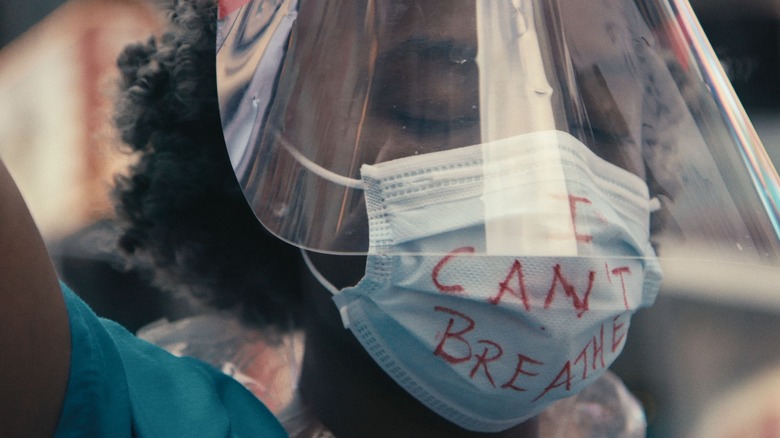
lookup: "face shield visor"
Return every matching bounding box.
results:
[217,0,780,268]
[217,1,780,430]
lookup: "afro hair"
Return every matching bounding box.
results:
[112,0,303,331]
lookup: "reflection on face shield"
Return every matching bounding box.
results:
[278,1,482,176]
[255,0,655,250]
[220,0,780,263]
[283,0,651,172]
[218,0,780,433]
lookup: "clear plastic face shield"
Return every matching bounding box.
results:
[217,0,780,265]
[217,1,780,430]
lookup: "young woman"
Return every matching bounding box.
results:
[3,0,777,436]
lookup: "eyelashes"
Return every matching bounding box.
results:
[389,107,480,136]
[370,38,480,139]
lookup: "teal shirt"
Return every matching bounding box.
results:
[55,282,288,437]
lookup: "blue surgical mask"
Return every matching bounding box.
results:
[303,130,662,432]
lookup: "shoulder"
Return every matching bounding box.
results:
[56,283,287,437]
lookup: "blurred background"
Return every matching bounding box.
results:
[3,0,780,436]
[0,0,197,332]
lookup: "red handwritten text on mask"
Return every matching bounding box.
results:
[570,195,595,243]
[432,246,476,294]
[433,306,630,401]
[432,248,634,317]
[544,194,600,243]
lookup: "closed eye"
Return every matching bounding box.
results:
[391,108,479,136]
[371,37,480,138]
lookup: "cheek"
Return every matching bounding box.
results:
[575,66,647,179]
[368,125,481,164]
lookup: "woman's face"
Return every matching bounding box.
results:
[270,0,654,258]
[284,0,648,175]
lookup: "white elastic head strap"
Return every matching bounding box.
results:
[301,249,341,295]
[301,249,353,326]
[276,132,364,189]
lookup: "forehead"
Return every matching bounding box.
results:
[295,0,636,43]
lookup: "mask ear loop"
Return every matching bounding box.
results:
[275,132,364,189]
[301,249,354,326]
[300,249,341,296]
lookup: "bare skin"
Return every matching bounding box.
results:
[0,159,70,437]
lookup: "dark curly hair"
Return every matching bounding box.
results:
[112,0,302,331]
